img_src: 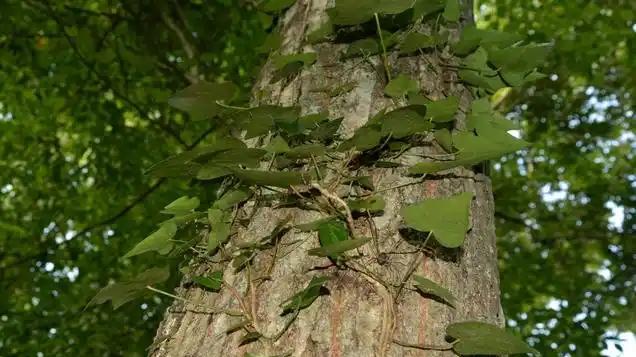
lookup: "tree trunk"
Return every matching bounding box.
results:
[150,1,504,356]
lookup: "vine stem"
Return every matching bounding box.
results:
[311,183,357,239]
[374,13,391,81]
[146,285,241,316]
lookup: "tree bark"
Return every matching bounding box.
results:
[150,1,504,356]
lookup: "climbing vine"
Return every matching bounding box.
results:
[88,0,550,355]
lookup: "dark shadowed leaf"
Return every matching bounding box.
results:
[232,169,307,187]
[192,271,223,292]
[168,81,238,120]
[87,266,170,309]
[281,276,329,314]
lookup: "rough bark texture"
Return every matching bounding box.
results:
[150,1,504,356]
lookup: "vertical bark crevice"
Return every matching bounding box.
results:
[150,1,503,356]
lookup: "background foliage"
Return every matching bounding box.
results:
[0,0,633,356]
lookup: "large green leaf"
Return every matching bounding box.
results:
[168,81,238,120]
[87,267,170,309]
[124,222,177,258]
[442,0,460,22]
[447,321,540,356]
[413,274,456,307]
[235,105,300,139]
[328,0,417,25]
[400,192,472,248]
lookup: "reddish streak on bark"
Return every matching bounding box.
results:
[329,291,343,357]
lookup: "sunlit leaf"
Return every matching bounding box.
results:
[163,196,200,215]
[208,209,232,252]
[124,222,177,258]
[401,192,472,248]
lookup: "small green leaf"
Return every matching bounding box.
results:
[399,32,436,54]
[413,274,456,307]
[309,237,372,257]
[434,128,453,152]
[400,192,472,248]
[239,331,262,346]
[295,217,338,232]
[453,26,523,56]
[381,105,432,138]
[281,276,329,314]
[208,209,232,252]
[196,164,232,180]
[347,195,385,213]
[168,81,238,120]
[343,38,380,59]
[447,321,540,356]
[286,144,326,159]
[384,74,419,98]
[272,53,317,71]
[307,19,334,43]
[318,220,348,248]
[192,271,223,292]
[214,188,252,210]
[232,169,307,187]
[236,105,300,138]
[310,118,343,142]
[256,32,282,54]
[344,176,375,191]
[339,126,384,151]
[259,0,296,13]
[163,196,200,215]
[87,267,170,309]
[265,136,291,154]
[442,0,460,22]
[124,222,177,258]
[427,96,459,123]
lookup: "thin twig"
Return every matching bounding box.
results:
[311,183,357,239]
